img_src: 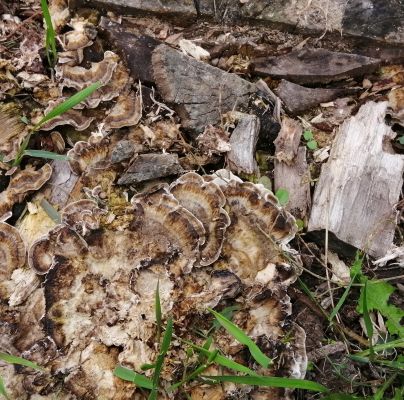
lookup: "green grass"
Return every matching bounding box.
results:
[40,0,57,66]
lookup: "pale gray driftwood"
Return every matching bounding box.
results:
[152,44,255,134]
[308,101,404,258]
[274,146,311,219]
[226,114,260,175]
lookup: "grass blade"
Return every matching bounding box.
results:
[356,338,404,356]
[34,82,102,130]
[201,375,328,392]
[0,375,9,400]
[0,352,41,370]
[208,308,271,368]
[40,199,61,224]
[187,341,256,375]
[155,280,162,343]
[361,280,374,356]
[113,366,153,389]
[23,150,69,161]
[148,318,174,400]
[40,0,57,66]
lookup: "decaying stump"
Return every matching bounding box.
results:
[253,48,380,84]
[226,114,260,175]
[152,44,255,134]
[308,101,404,258]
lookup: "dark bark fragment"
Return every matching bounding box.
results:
[118,153,183,185]
[253,48,380,84]
[152,44,255,134]
[276,80,359,115]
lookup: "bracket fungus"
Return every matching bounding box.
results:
[0,164,53,220]
[2,171,305,399]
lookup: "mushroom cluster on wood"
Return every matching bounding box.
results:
[1,170,304,399]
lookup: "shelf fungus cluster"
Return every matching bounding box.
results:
[0,170,306,399]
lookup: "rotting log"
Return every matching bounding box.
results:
[118,153,183,185]
[276,80,359,115]
[274,146,311,220]
[152,44,255,134]
[99,17,160,83]
[226,114,260,175]
[308,101,404,258]
[253,48,380,84]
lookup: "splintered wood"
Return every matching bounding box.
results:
[308,101,404,257]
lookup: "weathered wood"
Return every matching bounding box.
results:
[274,116,302,164]
[99,18,160,83]
[308,101,404,258]
[69,0,197,25]
[276,80,358,115]
[152,44,255,134]
[118,153,183,185]
[226,114,260,175]
[253,48,380,84]
[274,146,311,220]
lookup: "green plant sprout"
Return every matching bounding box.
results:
[303,129,318,150]
[40,0,57,67]
[114,283,327,396]
[12,82,101,166]
[0,352,42,399]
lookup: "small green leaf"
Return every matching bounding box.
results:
[0,352,41,370]
[40,199,61,223]
[295,219,305,231]
[275,188,289,206]
[306,140,318,150]
[303,130,314,141]
[208,308,271,368]
[34,82,102,130]
[398,136,404,145]
[258,176,272,190]
[20,116,29,125]
[201,375,327,392]
[113,366,153,389]
[23,150,69,161]
[140,363,155,371]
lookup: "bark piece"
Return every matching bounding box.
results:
[152,44,255,134]
[99,18,160,83]
[308,101,404,258]
[226,114,260,175]
[276,80,359,114]
[274,146,311,220]
[70,0,197,25]
[118,153,183,185]
[274,116,302,164]
[253,48,380,84]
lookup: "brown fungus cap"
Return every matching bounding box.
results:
[61,199,105,235]
[67,139,110,175]
[103,92,142,130]
[170,172,230,266]
[28,225,88,275]
[0,222,26,297]
[56,51,119,91]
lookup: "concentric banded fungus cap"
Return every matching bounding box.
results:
[61,199,105,235]
[28,225,88,275]
[170,172,230,266]
[0,222,26,298]
[67,139,110,175]
[56,51,119,90]
[104,92,142,130]
[131,186,205,274]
